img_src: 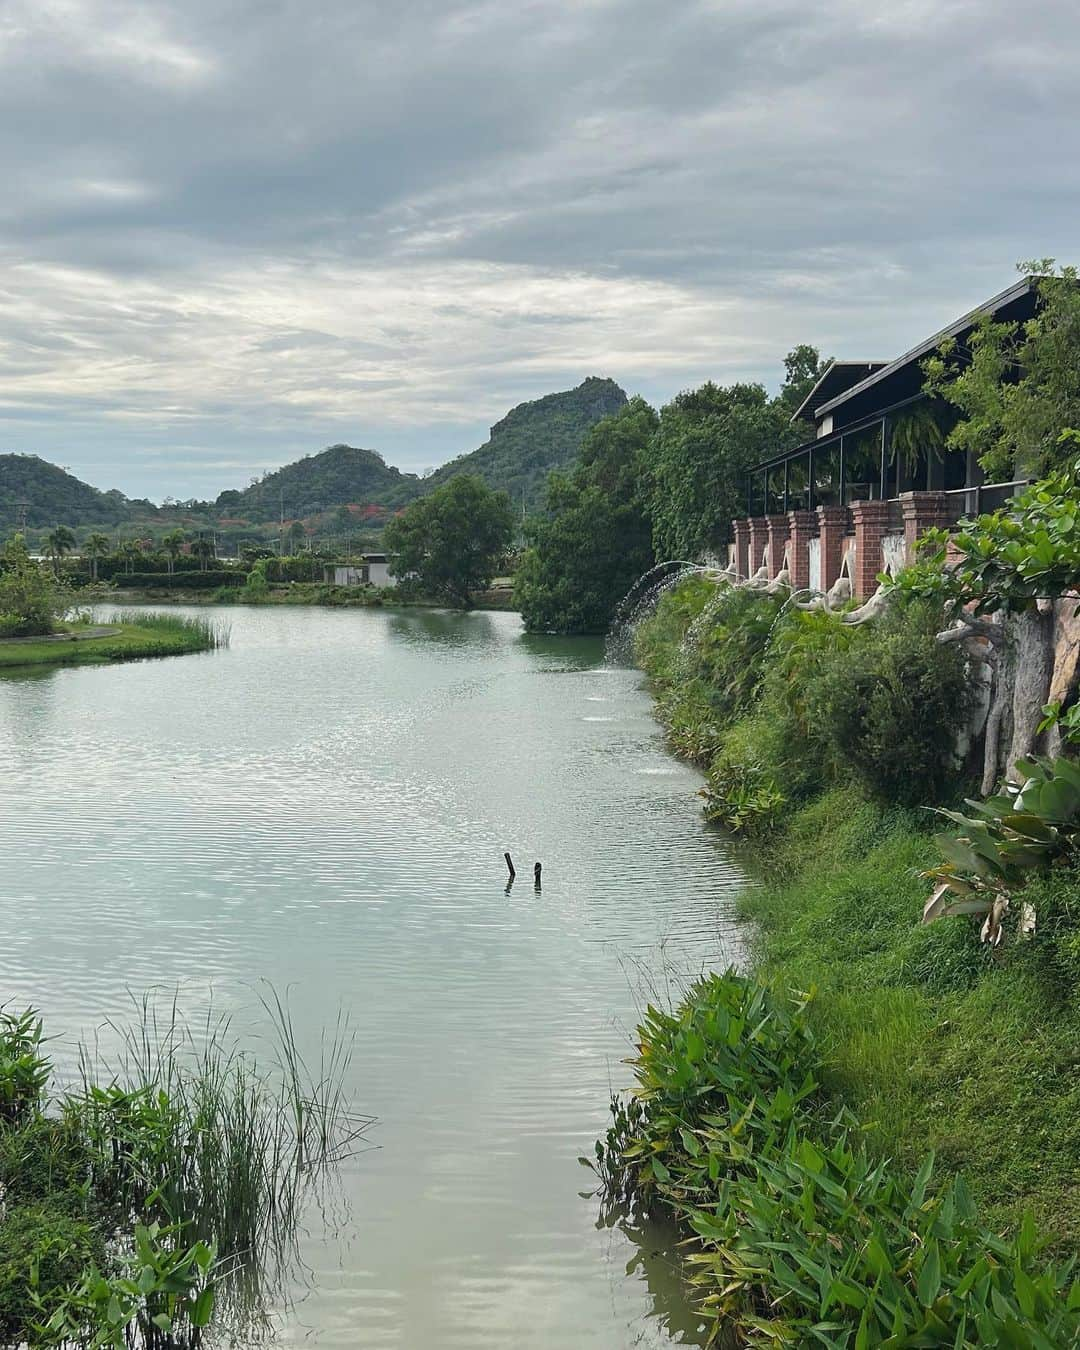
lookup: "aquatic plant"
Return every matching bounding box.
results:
[0,990,368,1347]
[105,610,230,651]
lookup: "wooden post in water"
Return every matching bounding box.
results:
[533,862,542,892]
[504,852,516,881]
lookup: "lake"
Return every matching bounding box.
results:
[0,604,745,1348]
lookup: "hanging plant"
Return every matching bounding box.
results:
[889,403,947,479]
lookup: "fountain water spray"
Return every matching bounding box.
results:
[604,561,719,664]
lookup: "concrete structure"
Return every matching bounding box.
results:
[731,280,1040,597]
[325,553,396,588]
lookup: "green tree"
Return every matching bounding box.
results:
[515,398,659,634]
[384,474,513,608]
[117,539,142,575]
[162,529,186,576]
[191,534,216,572]
[83,531,109,582]
[0,535,69,636]
[924,260,1080,481]
[44,526,75,577]
[647,350,823,562]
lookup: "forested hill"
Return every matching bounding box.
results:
[215,444,419,522]
[421,377,628,508]
[0,454,153,528]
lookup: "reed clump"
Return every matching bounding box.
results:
[0,991,367,1348]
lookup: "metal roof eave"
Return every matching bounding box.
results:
[789,360,887,425]
[814,276,1037,419]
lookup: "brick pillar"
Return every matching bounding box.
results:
[747,516,769,574]
[899,491,955,564]
[732,518,750,580]
[787,511,817,592]
[850,500,892,598]
[816,505,850,592]
[765,515,790,580]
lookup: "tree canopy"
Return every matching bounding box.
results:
[515,398,658,634]
[384,474,514,609]
[924,261,1080,481]
[647,351,824,562]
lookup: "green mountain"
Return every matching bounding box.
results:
[1,377,630,536]
[216,445,419,523]
[421,377,628,509]
[0,454,155,530]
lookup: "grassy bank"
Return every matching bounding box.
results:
[0,611,225,670]
[601,576,1080,1342]
[632,578,1080,1241]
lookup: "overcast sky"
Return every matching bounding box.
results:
[1,0,1078,500]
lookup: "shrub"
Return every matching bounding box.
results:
[0,537,69,636]
[593,971,1080,1348]
[0,1008,50,1126]
[701,716,786,832]
[806,603,971,805]
[113,571,243,590]
[0,1207,100,1341]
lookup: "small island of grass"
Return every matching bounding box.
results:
[0,535,225,670]
[0,611,225,671]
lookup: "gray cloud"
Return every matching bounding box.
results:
[1,0,1079,499]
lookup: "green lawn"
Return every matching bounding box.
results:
[0,614,224,669]
[736,787,1080,1252]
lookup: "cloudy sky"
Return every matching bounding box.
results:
[1,0,1078,500]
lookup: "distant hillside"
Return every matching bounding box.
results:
[217,445,419,523]
[0,454,153,529]
[422,377,628,508]
[2,377,631,537]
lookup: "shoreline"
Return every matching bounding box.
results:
[0,614,224,670]
[94,583,519,613]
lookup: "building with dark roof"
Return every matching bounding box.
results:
[732,279,1039,599]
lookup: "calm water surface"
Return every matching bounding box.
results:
[0,605,745,1348]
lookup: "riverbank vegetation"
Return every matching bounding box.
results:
[598,452,1080,1339]
[0,995,365,1347]
[592,971,1080,1347]
[0,535,226,669]
[384,474,514,609]
[0,612,225,671]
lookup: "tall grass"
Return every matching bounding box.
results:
[65,988,368,1334]
[108,609,230,650]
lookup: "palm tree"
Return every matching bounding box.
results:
[45,526,76,577]
[191,534,216,573]
[162,529,186,577]
[84,532,109,582]
[117,539,142,576]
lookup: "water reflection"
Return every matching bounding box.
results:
[0,604,745,1348]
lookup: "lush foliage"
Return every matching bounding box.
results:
[647,353,824,561]
[636,579,969,823]
[113,570,242,590]
[384,474,513,608]
[594,971,1080,1347]
[925,261,1080,480]
[0,534,71,636]
[0,455,153,529]
[515,398,658,633]
[422,376,627,512]
[888,445,1080,625]
[0,995,364,1347]
[801,604,971,805]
